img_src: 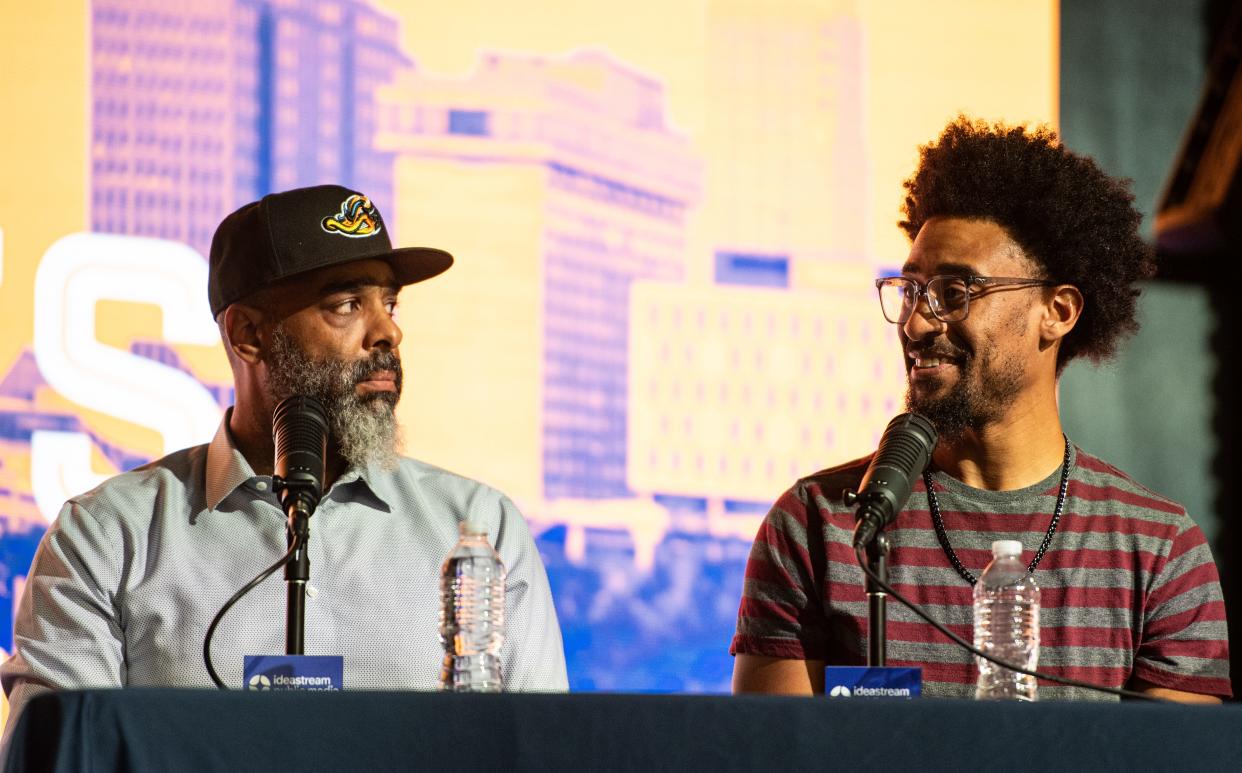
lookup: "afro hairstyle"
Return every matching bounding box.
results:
[899,116,1156,371]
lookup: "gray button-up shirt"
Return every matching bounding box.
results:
[2,412,567,735]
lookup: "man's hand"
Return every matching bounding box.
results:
[732,654,825,695]
[1128,676,1222,704]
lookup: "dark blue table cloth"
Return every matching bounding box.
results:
[6,689,1241,772]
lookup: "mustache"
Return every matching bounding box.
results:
[346,350,401,382]
[346,351,403,402]
[906,342,967,360]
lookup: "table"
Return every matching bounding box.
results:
[6,689,1241,772]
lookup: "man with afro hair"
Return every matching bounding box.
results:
[730,117,1230,702]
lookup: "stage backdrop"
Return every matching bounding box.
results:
[0,0,1057,704]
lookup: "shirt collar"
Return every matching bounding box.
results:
[205,408,398,512]
[205,408,263,511]
[331,460,399,512]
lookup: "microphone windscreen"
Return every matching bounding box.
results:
[853,412,938,547]
[273,395,328,509]
[860,413,937,511]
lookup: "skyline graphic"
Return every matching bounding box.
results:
[0,0,1058,695]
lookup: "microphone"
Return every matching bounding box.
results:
[271,395,328,657]
[272,395,328,519]
[847,413,938,548]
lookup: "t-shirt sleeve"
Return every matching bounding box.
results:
[730,483,832,661]
[1133,520,1231,698]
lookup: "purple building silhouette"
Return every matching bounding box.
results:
[378,51,703,499]
[91,0,411,258]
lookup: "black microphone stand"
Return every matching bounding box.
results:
[274,480,315,655]
[847,492,893,667]
[863,532,891,666]
[843,413,937,669]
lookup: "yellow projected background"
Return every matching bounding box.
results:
[0,0,1056,695]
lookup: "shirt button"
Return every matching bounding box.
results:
[306,585,319,599]
[255,481,268,491]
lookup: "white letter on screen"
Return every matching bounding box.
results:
[31,232,222,522]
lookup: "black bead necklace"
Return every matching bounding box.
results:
[924,436,1072,586]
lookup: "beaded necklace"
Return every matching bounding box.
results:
[924,436,1072,586]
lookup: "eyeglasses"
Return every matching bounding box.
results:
[874,275,1057,324]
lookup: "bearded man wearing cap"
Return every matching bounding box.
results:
[1,186,568,735]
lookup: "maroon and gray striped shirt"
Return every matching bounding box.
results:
[731,445,1232,699]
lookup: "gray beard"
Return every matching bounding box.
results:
[265,326,403,471]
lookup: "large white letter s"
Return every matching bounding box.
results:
[31,232,223,521]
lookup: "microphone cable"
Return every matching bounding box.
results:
[202,395,328,688]
[202,532,302,690]
[852,543,1165,702]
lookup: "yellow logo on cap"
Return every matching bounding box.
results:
[321,194,382,238]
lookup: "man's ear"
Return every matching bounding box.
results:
[1042,284,1083,345]
[221,304,267,365]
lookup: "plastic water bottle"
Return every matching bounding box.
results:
[439,519,506,692]
[973,539,1040,701]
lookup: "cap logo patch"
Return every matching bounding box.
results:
[321,194,382,238]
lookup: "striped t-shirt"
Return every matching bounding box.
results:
[731,444,1232,699]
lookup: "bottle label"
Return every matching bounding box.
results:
[824,666,922,699]
[243,655,344,691]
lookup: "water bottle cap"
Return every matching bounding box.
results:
[460,518,489,536]
[991,539,1023,558]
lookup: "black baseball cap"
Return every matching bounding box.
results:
[208,184,453,317]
